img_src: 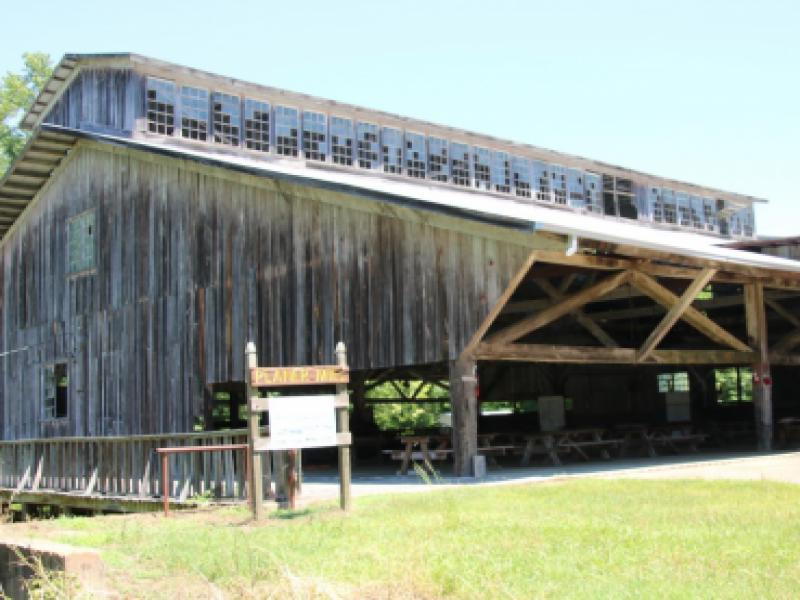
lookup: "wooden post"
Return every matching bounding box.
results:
[450,357,478,477]
[287,449,297,510]
[745,283,773,450]
[336,342,352,511]
[245,342,265,520]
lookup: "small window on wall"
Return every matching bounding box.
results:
[657,371,689,393]
[302,111,327,161]
[715,367,753,404]
[330,116,354,166]
[68,211,96,275]
[275,106,299,157]
[382,127,403,174]
[244,99,270,152]
[146,78,175,135]
[44,363,68,419]
[180,86,209,141]
[212,92,241,146]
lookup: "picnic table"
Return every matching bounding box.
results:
[777,418,800,447]
[385,433,524,475]
[520,428,623,466]
[384,434,452,475]
[619,424,706,457]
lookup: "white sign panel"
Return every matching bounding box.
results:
[268,395,337,450]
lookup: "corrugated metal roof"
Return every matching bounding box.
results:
[18,124,794,278]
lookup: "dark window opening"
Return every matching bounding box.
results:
[207,382,248,430]
[603,192,617,215]
[618,195,638,219]
[44,363,68,420]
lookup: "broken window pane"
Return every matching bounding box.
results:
[703,199,716,232]
[146,78,175,135]
[584,173,602,213]
[330,116,354,166]
[244,99,270,152]
[275,106,299,157]
[212,92,241,146]
[491,151,511,194]
[404,132,426,179]
[551,165,568,205]
[473,147,491,191]
[357,122,379,169]
[180,86,209,141]
[428,137,449,182]
[511,156,531,198]
[302,111,327,161]
[533,161,552,202]
[676,192,691,227]
[450,142,471,187]
[567,169,585,209]
[662,190,677,224]
[382,127,403,174]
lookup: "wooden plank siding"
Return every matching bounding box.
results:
[0,143,550,439]
[43,68,141,134]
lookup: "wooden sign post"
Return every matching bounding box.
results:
[245,341,352,518]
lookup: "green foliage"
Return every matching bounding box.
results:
[715,366,753,403]
[0,52,53,176]
[366,380,450,433]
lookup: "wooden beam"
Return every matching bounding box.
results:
[536,249,800,291]
[535,279,619,348]
[773,329,800,354]
[636,268,717,362]
[629,271,751,352]
[765,298,800,329]
[486,270,632,345]
[463,251,537,355]
[588,242,800,290]
[475,342,757,365]
[744,282,772,450]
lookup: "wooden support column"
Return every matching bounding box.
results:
[745,283,772,450]
[245,342,264,520]
[450,357,478,477]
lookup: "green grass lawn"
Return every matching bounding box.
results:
[15,479,800,599]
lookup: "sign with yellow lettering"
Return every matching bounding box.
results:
[250,366,349,387]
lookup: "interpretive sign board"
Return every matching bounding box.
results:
[267,395,337,450]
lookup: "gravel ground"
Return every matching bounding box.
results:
[297,451,800,506]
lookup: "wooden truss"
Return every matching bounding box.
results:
[466,250,800,367]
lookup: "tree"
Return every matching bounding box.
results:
[0,52,53,176]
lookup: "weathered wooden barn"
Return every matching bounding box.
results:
[1,53,799,506]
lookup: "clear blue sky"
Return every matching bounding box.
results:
[2,0,798,236]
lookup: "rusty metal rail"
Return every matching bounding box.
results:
[155,444,251,516]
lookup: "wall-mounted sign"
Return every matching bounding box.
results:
[250,366,348,387]
[267,395,337,450]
